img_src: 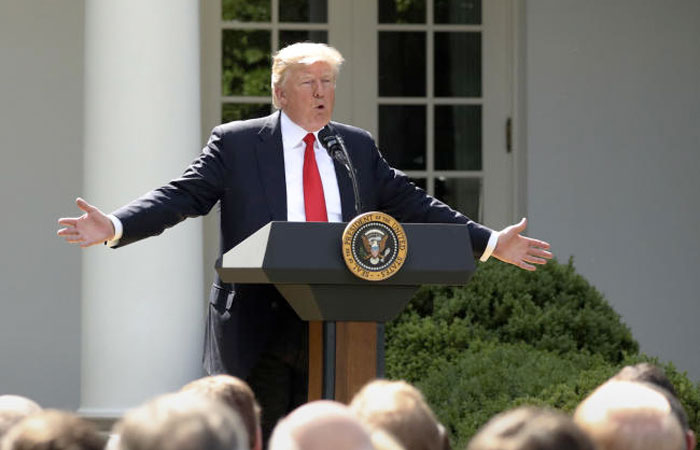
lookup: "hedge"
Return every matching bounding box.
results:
[385,258,700,447]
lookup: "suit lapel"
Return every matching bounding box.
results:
[256,112,287,221]
[334,160,356,221]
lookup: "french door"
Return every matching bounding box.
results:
[201,0,514,227]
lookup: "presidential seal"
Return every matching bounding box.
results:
[341,212,408,281]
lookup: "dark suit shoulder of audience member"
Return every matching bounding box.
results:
[467,406,596,450]
[350,379,449,450]
[111,392,248,450]
[180,374,261,450]
[0,395,42,440]
[1,409,106,450]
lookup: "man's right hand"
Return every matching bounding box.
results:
[57,198,115,248]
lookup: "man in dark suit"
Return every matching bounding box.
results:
[58,42,551,438]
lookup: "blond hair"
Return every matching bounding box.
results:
[271,42,344,109]
[181,375,260,449]
[350,380,447,450]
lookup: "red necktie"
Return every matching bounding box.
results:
[302,133,328,222]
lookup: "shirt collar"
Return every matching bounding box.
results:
[280,111,323,149]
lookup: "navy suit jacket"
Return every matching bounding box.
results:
[113,111,493,378]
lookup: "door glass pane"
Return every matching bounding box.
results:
[378,32,426,97]
[378,105,426,170]
[280,0,327,23]
[222,103,272,123]
[279,30,328,48]
[434,0,481,25]
[222,0,270,22]
[434,32,481,97]
[222,30,271,96]
[435,105,481,170]
[378,0,426,24]
[435,178,481,221]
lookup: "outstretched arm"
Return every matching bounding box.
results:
[492,218,552,271]
[57,198,115,248]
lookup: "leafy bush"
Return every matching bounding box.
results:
[385,257,700,446]
[416,341,617,449]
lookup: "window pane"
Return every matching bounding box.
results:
[434,0,481,24]
[378,105,426,170]
[279,0,327,23]
[378,0,426,24]
[279,30,328,48]
[435,178,481,221]
[434,32,481,97]
[379,32,426,97]
[222,0,270,22]
[222,103,273,123]
[222,30,271,97]
[435,105,481,170]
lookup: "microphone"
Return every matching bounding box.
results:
[318,125,363,216]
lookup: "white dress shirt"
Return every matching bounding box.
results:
[280,111,342,223]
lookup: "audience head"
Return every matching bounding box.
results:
[574,380,685,450]
[349,379,448,450]
[1,409,105,450]
[467,406,596,450]
[180,375,261,450]
[370,428,407,450]
[111,392,248,450]
[612,364,695,450]
[613,363,678,396]
[269,400,373,450]
[0,396,42,440]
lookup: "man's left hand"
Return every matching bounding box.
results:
[492,218,552,271]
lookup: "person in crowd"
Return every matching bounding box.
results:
[349,379,449,450]
[268,400,373,450]
[110,392,248,450]
[57,41,552,438]
[1,409,105,450]
[466,406,596,450]
[180,374,262,450]
[0,396,41,440]
[369,429,407,450]
[612,362,696,450]
[574,380,685,450]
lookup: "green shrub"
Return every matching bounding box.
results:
[387,258,637,382]
[385,257,700,446]
[416,341,617,449]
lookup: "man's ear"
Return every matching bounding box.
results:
[275,86,287,109]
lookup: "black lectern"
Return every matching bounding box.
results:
[216,221,475,402]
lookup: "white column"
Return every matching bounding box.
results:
[81,0,203,417]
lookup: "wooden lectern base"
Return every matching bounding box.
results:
[308,321,378,404]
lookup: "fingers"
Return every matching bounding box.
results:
[523,255,548,265]
[518,260,536,271]
[512,217,527,233]
[57,227,79,237]
[57,217,79,227]
[75,197,95,213]
[529,247,553,259]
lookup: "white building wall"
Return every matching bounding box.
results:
[524,0,700,380]
[0,0,85,408]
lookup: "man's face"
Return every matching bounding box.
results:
[276,61,335,132]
